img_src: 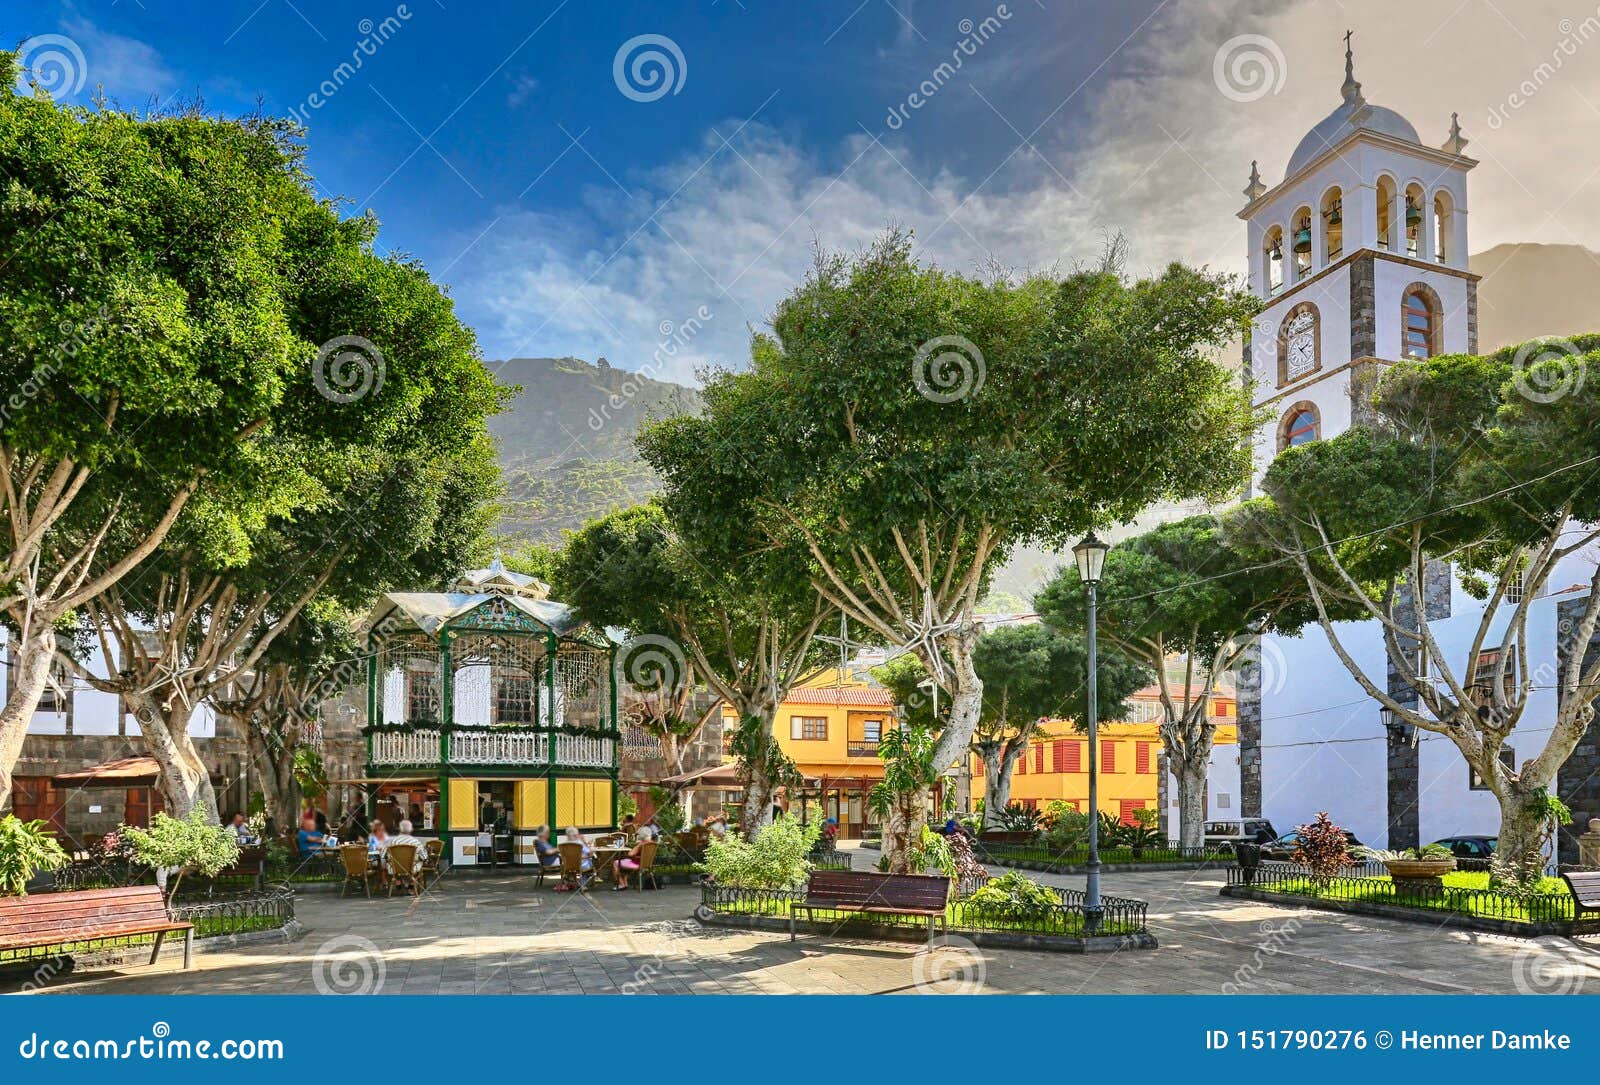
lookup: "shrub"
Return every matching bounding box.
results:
[967,871,1060,912]
[701,816,820,889]
[1293,812,1352,880]
[645,786,687,837]
[1043,809,1089,851]
[917,826,956,875]
[993,803,1043,832]
[0,814,71,896]
[121,808,241,898]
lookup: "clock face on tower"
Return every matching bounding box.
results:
[1284,309,1317,380]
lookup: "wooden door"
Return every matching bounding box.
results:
[13,777,65,833]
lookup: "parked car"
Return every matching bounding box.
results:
[1431,835,1497,870]
[1203,819,1279,846]
[1260,828,1364,861]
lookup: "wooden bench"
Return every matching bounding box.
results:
[1561,871,1600,921]
[0,885,194,971]
[790,870,952,942]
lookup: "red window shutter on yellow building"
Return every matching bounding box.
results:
[1065,741,1081,773]
[1101,741,1116,774]
[1136,742,1152,774]
[1035,744,1046,773]
[1118,799,1143,825]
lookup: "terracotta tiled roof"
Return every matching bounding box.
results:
[782,687,895,707]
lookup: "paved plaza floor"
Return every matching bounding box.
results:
[30,851,1600,995]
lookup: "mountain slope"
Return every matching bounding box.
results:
[487,356,700,546]
[1470,243,1600,352]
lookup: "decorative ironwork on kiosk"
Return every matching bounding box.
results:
[363,559,621,867]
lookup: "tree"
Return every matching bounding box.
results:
[968,623,1147,829]
[1036,515,1314,847]
[875,625,1147,831]
[556,502,827,833]
[1237,337,1600,885]
[0,74,338,808]
[646,230,1258,865]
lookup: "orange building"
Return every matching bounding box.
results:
[721,673,898,837]
[970,686,1237,824]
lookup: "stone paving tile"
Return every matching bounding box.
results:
[23,850,1600,995]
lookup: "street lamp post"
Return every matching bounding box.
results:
[1073,531,1109,932]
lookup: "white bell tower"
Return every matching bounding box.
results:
[1240,33,1479,478]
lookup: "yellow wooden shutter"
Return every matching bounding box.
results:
[447,778,477,831]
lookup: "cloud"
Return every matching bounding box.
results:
[59,14,179,105]
[458,0,1600,378]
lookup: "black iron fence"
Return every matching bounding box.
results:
[1228,861,1584,925]
[699,879,1148,938]
[170,886,296,938]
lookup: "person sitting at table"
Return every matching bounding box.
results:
[612,826,656,891]
[296,814,325,857]
[705,815,728,839]
[367,821,390,857]
[530,825,560,868]
[554,825,594,891]
[229,812,253,843]
[387,819,424,875]
[620,813,637,839]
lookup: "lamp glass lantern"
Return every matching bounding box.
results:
[1073,532,1108,584]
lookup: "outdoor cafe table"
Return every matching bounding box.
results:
[590,844,631,884]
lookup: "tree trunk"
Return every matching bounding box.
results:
[243,718,299,836]
[735,700,781,840]
[881,793,930,873]
[1492,784,1551,887]
[979,741,1023,830]
[134,697,219,822]
[0,620,59,812]
[1176,753,1208,850]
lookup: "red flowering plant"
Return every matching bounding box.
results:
[1292,812,1353,883]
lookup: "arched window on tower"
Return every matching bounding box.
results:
[1402,286,1437,358]
[1433,191,1452,264]
[1404,183,1425,259]
[1263,226,1284,296]
[1279,403,1320,451]
[1376,176,1396,252]
[1321,187,1343,262]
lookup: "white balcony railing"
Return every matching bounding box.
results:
[370,729,442,766]
[449,730,549,765]
[554,732,614,767]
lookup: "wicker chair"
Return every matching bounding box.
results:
[555,842,587,890]
[386,843,421,897]
[421,839,444,886]
[595,832,627,848]
[632,841,660,891]
[339,844,375,898]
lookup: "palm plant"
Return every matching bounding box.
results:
[0,814,70,896]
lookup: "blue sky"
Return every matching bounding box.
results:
[8,1,1599,381]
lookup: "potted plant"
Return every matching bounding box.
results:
[1377,844,1456,892]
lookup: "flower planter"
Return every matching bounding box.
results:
[1384,857,1456,896]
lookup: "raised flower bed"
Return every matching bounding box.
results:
[975,839,1233,874]
[1221,861,1592,935]
[698,880,1156,952]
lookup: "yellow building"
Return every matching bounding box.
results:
[721,674,898,837]
[970,687,1237,824]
